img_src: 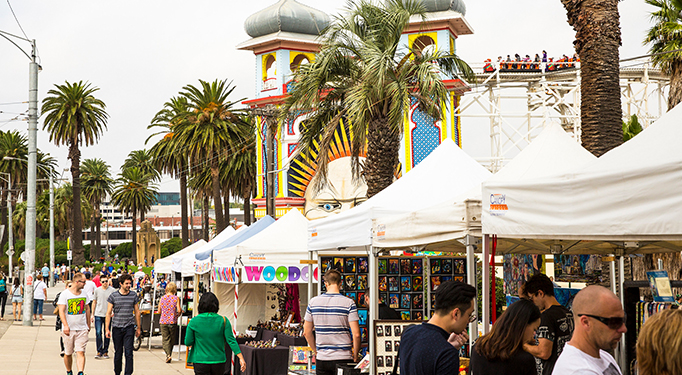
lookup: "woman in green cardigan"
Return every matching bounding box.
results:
[185,292,246,375]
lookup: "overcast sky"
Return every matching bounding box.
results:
[0,0,656,192]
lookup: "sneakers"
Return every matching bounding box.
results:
[60,351,65,358]
[94,354,101,359]
[102,354,110,359]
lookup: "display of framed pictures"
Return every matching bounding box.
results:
[429,257,467,310]
[379,257,428,321]
[373,320,416,374]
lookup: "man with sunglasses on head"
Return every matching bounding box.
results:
[399,280,476,375]
[522,273,574,375]
[552,285,626,375]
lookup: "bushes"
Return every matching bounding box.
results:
[113,242,133,258]
[160,238,182,258]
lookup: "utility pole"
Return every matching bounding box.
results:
[49,170,54,287]
[251,105,278,218]
[1,174,14,283]
[23,40,39,326]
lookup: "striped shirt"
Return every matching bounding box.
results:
[107,290,139,328]
[304,293,358,361]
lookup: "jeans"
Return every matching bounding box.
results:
[33,298,44,315]
[95,316,110,355]
[112,325,135,375]
[0,292,6,318]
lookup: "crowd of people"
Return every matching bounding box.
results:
[483,51,580,73]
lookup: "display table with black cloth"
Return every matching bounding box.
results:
[261,329,278,343]
[276,334,307,347]
[232,345,289,375]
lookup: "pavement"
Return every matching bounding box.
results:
[0,281,194,375]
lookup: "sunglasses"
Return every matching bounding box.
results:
[578,314,626,330]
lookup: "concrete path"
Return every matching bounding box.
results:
[0,281,193,375]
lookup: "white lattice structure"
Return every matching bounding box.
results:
[459,60,669,171]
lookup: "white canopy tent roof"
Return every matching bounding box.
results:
[483,104,682,254]
[373,122,596,251]
[180,226,238,276]
[153,239,207,274]
[308,138,492,252]
[214,209,315,268]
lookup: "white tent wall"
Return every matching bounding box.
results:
[214,282,310,334]
[153,239,208,274]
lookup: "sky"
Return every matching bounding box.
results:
[0,0,657,192]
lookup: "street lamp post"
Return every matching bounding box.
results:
[0,173,14,283]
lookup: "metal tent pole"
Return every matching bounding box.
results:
[465,235,479,347]
[148,274,158,350]
[178,277,184,361]
[368,247,378,375]
[482,234,490,334]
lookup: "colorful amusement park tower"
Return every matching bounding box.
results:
[238,0,473,220]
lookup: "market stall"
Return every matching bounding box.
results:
[481,104,682,370]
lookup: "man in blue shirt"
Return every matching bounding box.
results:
[41,263,50,285]
[399,281,476,375]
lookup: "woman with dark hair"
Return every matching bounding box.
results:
[185,292,246,375]
[470,299,541,375]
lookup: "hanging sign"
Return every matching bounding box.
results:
[212,266,240,283]
[242,264,319,284]
[67,251,73,261]
[193,258,211,274]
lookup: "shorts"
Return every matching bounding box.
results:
[62,329,89,355]
[12,296,22,303]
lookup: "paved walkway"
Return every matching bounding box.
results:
[0,281,193,375]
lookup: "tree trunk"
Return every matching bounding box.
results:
[364,116,400,197]
[180,172,189,248]
[224,189,230,227]
[69,141,86,265]
[90,213,96,260]
[668,60,682,110]
[131,211,138,265]
[211,154,225,233]
[140,209,145,223]
[561,0,623,157]
[95,198,102,259]
[202,195,209,241]
[243,192,251,225]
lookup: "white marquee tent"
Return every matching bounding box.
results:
[153,239,207,274]
[180,226,237,277]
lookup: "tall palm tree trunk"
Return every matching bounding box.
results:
[210,155,225,233]
[202,195,209,241]
[180,172,189,248]
[94,200,102,260]
[668,60,682,110]
[364,117,400,197]
[224,189,230,227]
[69,141,86,264]
[243,193,251,225]
[90,215,96,260]
[561,0,623,157]
[131,210,138,264]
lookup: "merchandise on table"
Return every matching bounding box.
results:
[245,339,281,348]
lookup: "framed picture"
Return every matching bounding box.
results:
[431,293,436,308]
[400,276,411,292]
[358,257,369,273]
[385,325,392,336]
[385,341,392,352]
[400,259,411,274]
[431,259,441,274]
[412,259,423,274]
[357,275,368,290]
[412,294,423,309]
[378,259,387,274]
[441,259,453,274]
[333,258,344,272]
[412,276,423,292]
[358,292,367,308]
[345,292,356,303]
[413,311,423,320]
[394,340,401,352]
[376,326,384,337]
[321,282,327,292]
[400,294,411,309]
[454,275,464,282]
[358,309,368,326]
[376,356,384,367]
[389,294,400,309]
[379,276,387,292]
[345,275,356,291]
[401,310,411,320]
[385,355,393,368]
[442,276,453,283]
[321,258,332,273]
[431,276,441,291]
[388,277,399,292]
[380,292,388,304]
[388,259,399,274]
[454,259,466,274]
[361,327,368,342]
[345,257,356,273]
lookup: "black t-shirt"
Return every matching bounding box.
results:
[470,343,537,375]
[536,305,574,375]
[399,323,460,375]
[378,303,401,320]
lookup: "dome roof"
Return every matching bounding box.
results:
[415,0,466,15]
[244,0,331,38]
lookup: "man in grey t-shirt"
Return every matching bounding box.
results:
[106,274,141,375]
[92,276,115,359]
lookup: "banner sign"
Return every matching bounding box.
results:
[194,258,211,274]
[242,264,319,283]
[212,266,240,283]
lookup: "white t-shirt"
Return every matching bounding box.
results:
[33,280,47,300]
[552,343,622,375]
[57,289,92,331]
[61,265,66,273]
[83,280,97,300]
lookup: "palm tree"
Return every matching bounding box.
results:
[0,130,28,252]
[148,96,191,247]
[645,0,682,109]
[223,116,257,225]
[41,81,108,264]
[282,0,474,197]
[187,165,213,241]
[111,167,158,264]
[81,158,113,260]
[176,79,248,233]
[561,0,622,157]
[123,149,160,223]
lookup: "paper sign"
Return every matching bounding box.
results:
[242,265,319,283]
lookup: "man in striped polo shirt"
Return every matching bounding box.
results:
[304,270,361,375]
[105,273,141,375]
